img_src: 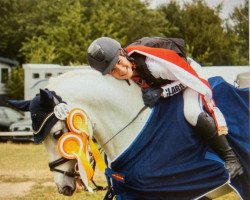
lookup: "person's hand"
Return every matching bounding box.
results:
[142,87,163,108]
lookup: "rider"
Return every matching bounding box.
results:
[86,37,243,179]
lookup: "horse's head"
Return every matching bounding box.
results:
[9,68,150,196]
[9,89,77,196]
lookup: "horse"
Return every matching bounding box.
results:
[9,68,249,200]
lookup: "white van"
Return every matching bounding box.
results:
[235,72,250,88]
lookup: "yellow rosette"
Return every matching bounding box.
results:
[67,108,89,135]
[67,108,107,171]
[57,133,94,192]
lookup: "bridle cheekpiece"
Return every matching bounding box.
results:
[48,103,106,192]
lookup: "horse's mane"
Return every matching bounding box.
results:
[46,68,142,103]
[45,68,147,159]
[46,67,144,126]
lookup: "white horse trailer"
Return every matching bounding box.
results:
[23,64,249,101]
[202,66,249,87]
[23,64,87,100]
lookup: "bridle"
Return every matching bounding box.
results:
[45,91,148,193]
[48,105,147,176]
[31,88,148,192]
[48,128,106,191]
[49,157,77,178]
[48,130,79,178]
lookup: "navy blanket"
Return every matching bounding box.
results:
[109,77,249,200]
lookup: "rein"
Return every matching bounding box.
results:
[48,106,148,178]
[47,106,108,192]
[46,98,148,192]
[102,106,147,147]
[49,157,107,191]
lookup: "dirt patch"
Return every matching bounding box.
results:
[0,181,36,199]
[41,181,55,187]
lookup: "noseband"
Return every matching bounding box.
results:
[48,105,148,178]
[48,130,79,178]
[49,157,78,178]
[45,98,146,191]
[46,105,106,192]
[34,91,107,191]
[48,132,106,191]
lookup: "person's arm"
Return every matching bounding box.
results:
[146,57,186,98]
[161,81,186,98]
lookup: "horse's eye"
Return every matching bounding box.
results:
[53,130,63,140]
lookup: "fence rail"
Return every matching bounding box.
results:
[0,132,33,136]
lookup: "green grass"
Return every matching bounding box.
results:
[16,185,106,200]
[0,142,106,200]
[0,142,240,200]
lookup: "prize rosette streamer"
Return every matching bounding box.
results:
[89,138,106,171]
[67,108,107,171]
[54,105,106,192]
[58,133,94,192]
[67,108,90,135]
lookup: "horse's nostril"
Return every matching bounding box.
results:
[62,186,74,196]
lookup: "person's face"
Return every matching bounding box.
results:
[110,55,133,80]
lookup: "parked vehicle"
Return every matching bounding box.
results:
[9,118,34,142]
[0,106,24,131]
[235,72,250,88]
[0,106,24,141]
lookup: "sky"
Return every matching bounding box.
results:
[149,0,246,19]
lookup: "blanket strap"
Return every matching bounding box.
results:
[104,168,125,200]
[103,154,125,200]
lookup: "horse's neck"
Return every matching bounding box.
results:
[47,69,152,161]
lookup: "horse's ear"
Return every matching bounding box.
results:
[8,100,31,112]
[40,89,55,108]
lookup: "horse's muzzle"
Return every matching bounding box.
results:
[58,186,75,196]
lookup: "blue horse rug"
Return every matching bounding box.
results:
[105,77,249,200]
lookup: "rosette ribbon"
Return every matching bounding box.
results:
[57,108,106,192]
[58,132,94,192]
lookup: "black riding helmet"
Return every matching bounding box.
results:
[87,37,121,75]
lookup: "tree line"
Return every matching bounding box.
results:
[0,0,249,99]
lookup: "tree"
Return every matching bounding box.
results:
[157,1,184,38]
[20,0,89,64]
[5,66,24,100]
[1,0,247,66]
[158,0,245,65]
[0,0,38,62]
[228,0,249,64]
[85,0,168,46]
[19,0,168,64]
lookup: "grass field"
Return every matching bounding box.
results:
[0,142,240,200]
[0,142,106,200]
